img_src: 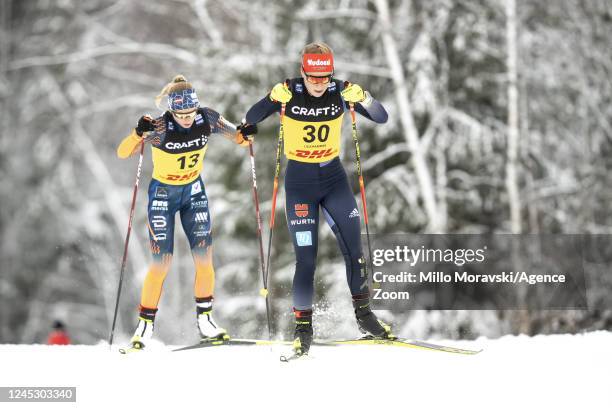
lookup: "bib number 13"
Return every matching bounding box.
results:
[177,153,200,169]
[303,124,330,143]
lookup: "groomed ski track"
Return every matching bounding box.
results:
[1,331,609,408]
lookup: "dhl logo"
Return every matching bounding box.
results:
[293,149,335,159]
[165,170,199,182]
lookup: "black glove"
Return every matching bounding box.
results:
[237,122,258,141]
[135,115,155,136]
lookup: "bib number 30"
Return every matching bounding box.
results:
[303,124,330,143]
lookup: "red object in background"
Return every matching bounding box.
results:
[47,330,71,345]
[47,320,71,345]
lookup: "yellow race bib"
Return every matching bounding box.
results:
[152,144,208,185]
[283,114,343,163]
[149,110,212,185]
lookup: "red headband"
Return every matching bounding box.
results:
[302,53,334,73]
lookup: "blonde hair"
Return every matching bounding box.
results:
[301,42,334,56]
[155,75,195,109]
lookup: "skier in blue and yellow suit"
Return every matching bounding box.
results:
[246,42,393,355]
[117,75,257,350]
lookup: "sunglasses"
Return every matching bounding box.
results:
[172,109,198,120]
[303,71,333,84]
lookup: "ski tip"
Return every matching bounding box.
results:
[118,343,145,354]
[280,352,308,362]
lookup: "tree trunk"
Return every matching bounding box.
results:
[374,0,443,232]
[505,0,522,234]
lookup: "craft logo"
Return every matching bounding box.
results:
[295,204,309,217]
[296,231,313,247]
[290,106,333,116]
[166,139,201,150]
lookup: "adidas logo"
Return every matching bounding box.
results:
[349,208,360,218]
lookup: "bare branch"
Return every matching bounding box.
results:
[296,8,378,20]
[9,42,199,71]
[361,143,409,171]
[191,0,224,47]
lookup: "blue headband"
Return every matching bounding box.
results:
[168,89,200,111]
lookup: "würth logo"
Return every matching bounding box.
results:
[295,204,309,217]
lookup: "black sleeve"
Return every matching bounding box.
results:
[201,107,238,140]
[351,99,388,124]
[245,94,282,124]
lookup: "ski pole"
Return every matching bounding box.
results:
[263,103,285,321]
[348,102,375,281]
[247,137,274,340]
[109,140,145,348]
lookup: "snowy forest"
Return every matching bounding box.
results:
[1,0,612,345]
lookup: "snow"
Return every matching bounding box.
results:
[1,332,610,408]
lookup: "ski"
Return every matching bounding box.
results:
[173,338,290,352]
[173,336,481,355]
[280,352,308,362]
[313,336,482,355]
[119,344,144,354]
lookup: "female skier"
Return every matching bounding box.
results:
[117,75,256,350]
[245,42,392,356]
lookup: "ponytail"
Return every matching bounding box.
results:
[155,75,195,109]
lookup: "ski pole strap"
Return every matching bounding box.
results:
[293,308,313,319]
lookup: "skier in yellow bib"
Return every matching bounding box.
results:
[117,75,256,351]
[246,42,391,356]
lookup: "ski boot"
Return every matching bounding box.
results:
[120,307,156,353]
[196,296,229,342]
[292,308,313,356]
[129,316,154,350]
[352,294,395,339]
